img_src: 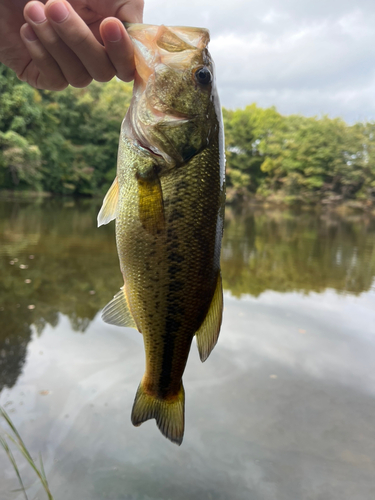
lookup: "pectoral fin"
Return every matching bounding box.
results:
[137,174,165,234]
[102,287,137,329]
[195,273,223,362]
[97,177,119,227]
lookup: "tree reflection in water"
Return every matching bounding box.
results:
[0,199,374,392]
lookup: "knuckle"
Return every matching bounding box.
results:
[51,80,68,91]
[94,68,116,83]
[29,77,39,89]
[36,73,68,91]
[36,51,52,66]
[68,29,91,49]
[118,69,135,83]
[69,74,93,88]
[17,72,27,82]
[44,32,63,49]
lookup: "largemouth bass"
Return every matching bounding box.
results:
[98,23,225,445]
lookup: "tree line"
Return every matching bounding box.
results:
[1,63,375,204]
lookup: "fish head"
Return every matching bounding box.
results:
[125,24,220,167]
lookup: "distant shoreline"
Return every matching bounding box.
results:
[226,188,375,215]
[2,189,374,216]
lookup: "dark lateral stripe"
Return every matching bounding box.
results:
[158,290,183,397]
[158,217,185,396]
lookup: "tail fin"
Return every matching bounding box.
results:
[131,381,185,445]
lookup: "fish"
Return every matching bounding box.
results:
[98,23,225,445]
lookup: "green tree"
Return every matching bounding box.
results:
[224,104,284,200]
[1,61,375,204]
[37,79,132,195]
[0,131,42,190]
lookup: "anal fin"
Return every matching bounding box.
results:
[195,272,223,362]
[102,287,137,329]
[97,177,119,227]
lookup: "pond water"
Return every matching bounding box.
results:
[0,199,375,500]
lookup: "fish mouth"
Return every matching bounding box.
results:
[125,23,210,53]
[125,23,204,165]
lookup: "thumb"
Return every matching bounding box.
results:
[116,0,144,23]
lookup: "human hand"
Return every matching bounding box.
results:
[0,0,144,91]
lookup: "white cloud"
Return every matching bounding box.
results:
[259,9,290,25]
[221,289,375,395]
[144,0,375,121]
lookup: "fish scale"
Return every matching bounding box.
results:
[98,23,225,444]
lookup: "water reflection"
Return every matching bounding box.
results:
[0,199,374,394]
[223,206,375,296]
[1,199,375,500]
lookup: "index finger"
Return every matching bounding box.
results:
[100,18,135,82]
[45,0,116,82]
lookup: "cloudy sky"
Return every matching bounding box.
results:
[145,0,375,122]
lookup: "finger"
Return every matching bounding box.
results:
[86,19,103,44]
[45,0,116,82]
[100,18,135,82]
[20,23,68,90]
[24,1,93,88]
[117,0,145,23]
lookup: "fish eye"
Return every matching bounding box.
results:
[195,67,212,85]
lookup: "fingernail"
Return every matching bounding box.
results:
[28,3,46,24]
[48,1,69,23]
[23,24,38,42]
[103,22,122,42]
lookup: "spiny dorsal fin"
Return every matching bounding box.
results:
[97,177,119,227]
[195,273,223,362]
[101,287,137,329]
